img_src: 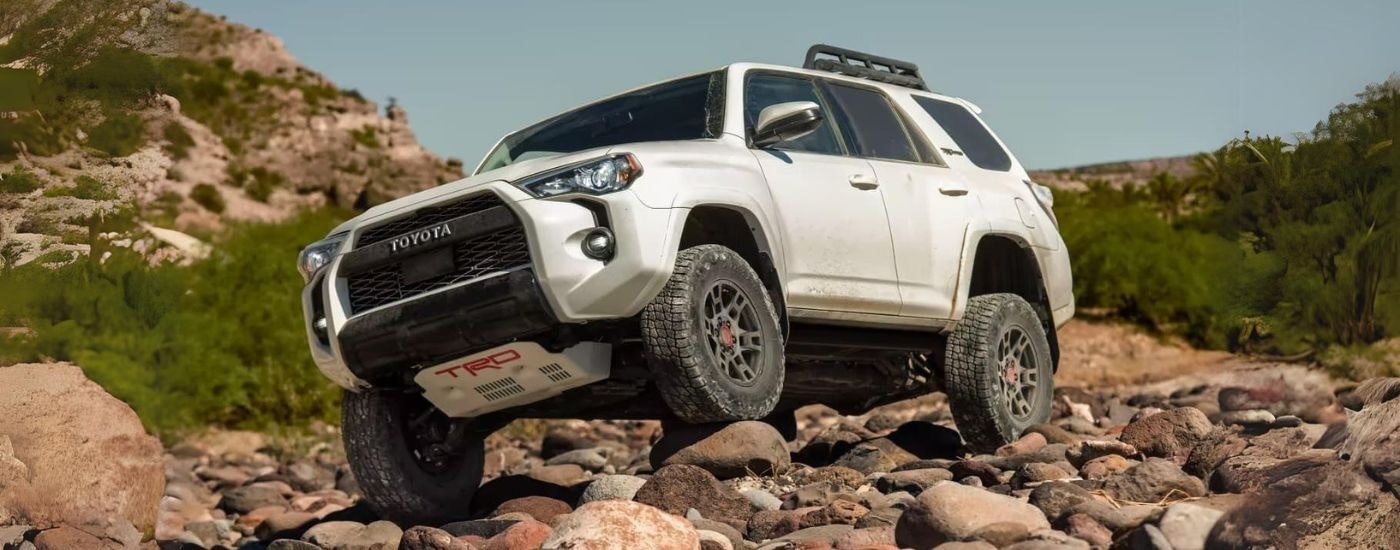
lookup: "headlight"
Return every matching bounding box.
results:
[1023,179,1058,227]
[514,154,642,198]
[298,234,348,282]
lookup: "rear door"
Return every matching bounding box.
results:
[743,72,903,315]
[820,81,978,320]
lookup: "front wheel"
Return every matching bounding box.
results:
[944,293,1054,452]
[642,244,785,423]
[342,389,485,525]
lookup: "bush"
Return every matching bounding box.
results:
[87,112,146,157]
[228,166,286,203]
[0,210,350,433]
[190,183,225,213]
[43,175,117,200]
[163,122,195,160]
[15,216,58,235]
[0,168,42,194]
[350,126,380,148]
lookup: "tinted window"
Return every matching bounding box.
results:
[824,84,919,163]
[914,97,1011,171]
[744,74,842,155]
[479,72,724,173]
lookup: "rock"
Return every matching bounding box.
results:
[542,500,699,550]
[875,468,954,494]
[690,518,744,550]
[1181,430,1246,481]
[800,500,869,528]
[791,466,867,491]
[286,461,336,492]
[832,443,900,475]
[302,520,402,550]
[254,511,318,540]
[271,540,326,550]
[0,363,165,532]
[932,542,997,550]
[545,449,609,472]
[634,464,754,532]
[492,496,572,523]
[1101,458,1205,503]
[748,509,810,541]
[1271,415,1304,428]
[1078,455,1131,480]
[1218,409,1276,430]
[1156,502,1224,550]
[696,529,733,550]
[947,460,1000,487]
[996,433,1049,457]
[652,421,791,479]
[776,524,856,545]
[895,482,1050,549]
[1062,513,1111,548]
[526,464,590,486]
[784,481,846,509]
[1337,395,1400,494]
[1064,440,1137,468]
[541,429,594,460]
[1025,424,1081,446]
[578,474,648,504]
[1339,377,1400,410]
[1012,463,1071,487]
[832,525,895,549]
[0,525,33,547]
[223,484,289,514]
[856,506,904,529]
[1127,524,1172,550]
[742,489,784,511]
[982,444,1071,471]
[971,521,1031,546]
[1209,456,1400,548]
[32,525,107,550]
[1027,482,1094,523]
[1116,407,1211,463]
[400,526,475,550]
[482,519,551,550]
[1065,502,1160,536]
[893,459,958,473]
[441,520,518,539]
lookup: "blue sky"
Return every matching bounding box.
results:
[190,1,1398,169]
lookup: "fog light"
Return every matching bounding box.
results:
[581,228,615,260]
[314,317,328,335]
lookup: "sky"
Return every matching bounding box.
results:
[189,0,1399,170]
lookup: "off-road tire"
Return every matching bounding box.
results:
[642,244,785,423]
[945,293,1054,452]
[342,389,484,525]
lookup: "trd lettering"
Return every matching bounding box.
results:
[434,349,522,378]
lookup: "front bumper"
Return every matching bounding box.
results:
[303,181,686,389]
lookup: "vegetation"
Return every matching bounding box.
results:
[0,168,42,194]
[350,125,380,149]
[190,183,225,213]
[228,165,287,203]
[163,122,195,160]
[0,210,349,433]
[43,175,117,200]
[1060,78,1399,370]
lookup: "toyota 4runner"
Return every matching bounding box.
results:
[298,45,1074,522]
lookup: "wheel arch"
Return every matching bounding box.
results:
[677,204,788,338]
[956,232,1060,369]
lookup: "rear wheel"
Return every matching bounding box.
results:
[944,293,1054,452]
[342,389,484,525]
[642,244,785,423]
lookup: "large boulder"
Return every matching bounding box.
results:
[633,465,753,532]
[895,482,1049,549]
[1117,407,1212,463]
[542,500,699,550]
[1207,458,1400,548]
[1101,458,1206,503]
[0,363,165,532]
[650,421,790,479]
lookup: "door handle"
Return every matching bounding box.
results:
[849,174,880,190]
[938,181,970,196]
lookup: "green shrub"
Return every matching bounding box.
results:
[0,68,39,111]
[0,168,42,194]
[190,183,225,213]
[0,210,350,433]
[163,122,195,160]
[87,112,146,157]
[15,216,58,235]
[228,166,286,203]
[350,126,380,148]
[43,175,117,200]
[34,249,75,265]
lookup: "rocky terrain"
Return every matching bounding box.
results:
[1028,156,1196,192]
[3,329,1397,549]
[0,0,462,266]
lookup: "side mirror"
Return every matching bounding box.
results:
[752,101,823,148]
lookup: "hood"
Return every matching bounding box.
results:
[328,147,614,236]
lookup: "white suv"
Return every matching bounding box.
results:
[298,45,1073,522]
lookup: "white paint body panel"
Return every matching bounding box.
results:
[303,62,1075,390]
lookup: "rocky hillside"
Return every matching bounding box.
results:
[0,0,462,266]
[1028,155,1197,192]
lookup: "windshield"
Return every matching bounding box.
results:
[477,71,725,174]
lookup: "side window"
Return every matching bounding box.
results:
[824,84,920,163]
[914,97,1012,171]
[743,74,843,155]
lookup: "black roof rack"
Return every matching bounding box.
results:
[803,44,929,91]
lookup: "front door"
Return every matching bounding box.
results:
[744,72,902,315]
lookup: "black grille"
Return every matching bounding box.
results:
[345,193,533,313]
[356,194,507,248]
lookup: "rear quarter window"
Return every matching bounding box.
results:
[914,96,1012,172]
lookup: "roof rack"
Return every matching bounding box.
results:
[803,44,929,91]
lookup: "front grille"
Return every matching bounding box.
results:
[356,194,506,247]
[344,194,532,313]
